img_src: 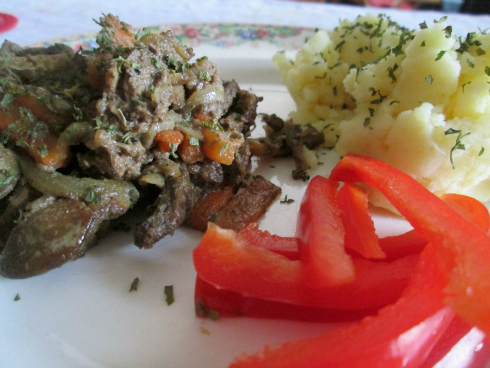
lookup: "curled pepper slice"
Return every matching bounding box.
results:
[330,153,490,336]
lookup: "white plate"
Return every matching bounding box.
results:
[0,23,476,368]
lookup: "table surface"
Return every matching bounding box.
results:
[2,0,490,46]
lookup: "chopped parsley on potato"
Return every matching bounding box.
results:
[273,14,490,208]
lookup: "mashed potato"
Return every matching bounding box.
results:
[273,14,490,207]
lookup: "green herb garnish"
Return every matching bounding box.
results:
[443,25,452,39]
[72,106,83,121]
[435,50,446,61]
[202,119,224,132]
[445,128,471,169]
[169,142,179,158]
[152,57,165,70]
[129,277,139,292]
[462,81,472,92]
[16,140,30,150]
[84,187,101,203]
[164,285,174,305]
[370,91,386,105]
[387,63,398,82]
[135,27,154,40]
[280,195,295,204]
[121,132,133,144]
[219,142,229,156]
[37,144,49,158]
[0,170,14,185]
[0,92,15,108]
[199,70,212,82]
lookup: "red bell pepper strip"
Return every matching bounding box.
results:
[229,244,455,368]
[337,182,386,259]
[296,175,355,288]
[379,231,427,261]
[239,223,299,260]
[330,153,490,336]
[194,276,378,322]
[239,192,489,263]
[241,222,426,262]
[193,223,417,310]
[379,193,490,261]
[420,315,489,368]
[440,193,490,234]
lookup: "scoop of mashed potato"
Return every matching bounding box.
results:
[273,14,490,207]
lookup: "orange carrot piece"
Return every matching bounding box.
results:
[0,99,70,168]
[178,134,205,164]
[186,185,235,232]
[104,14,135,48]
[195,112,212,123]
[202,128,243,165]
[154,130,184,153]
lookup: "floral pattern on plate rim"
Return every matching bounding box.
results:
[31,23,317,52]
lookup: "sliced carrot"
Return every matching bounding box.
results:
[154,130,184,153]
[104,14,135,48]
[177,134,205,163]
[186,185,235,232]
[0,98,70,168]
[202,128,243,165]
[33,134,70,167]
[14,95,66,132]
[87,56,107,92]
[195,112,212,123]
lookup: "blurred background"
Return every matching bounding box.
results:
[290,0,488,13]
[2,0,489,46]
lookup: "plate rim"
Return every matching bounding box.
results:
[27,21,318,50]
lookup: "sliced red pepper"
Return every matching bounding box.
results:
[379,193,490,261]
[195,276,378,322]
[229,244,454,368]
[337,182,385,259]
[421,315,489,368]
[193,223,417,310]
[330,153,490,336]
[238,193,489,263]
[379,230,427,261]
[296,175,355,288]
[239,223,299,260]
[440,193,490,234]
